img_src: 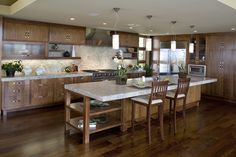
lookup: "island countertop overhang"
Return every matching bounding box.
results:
[64,76,217,102]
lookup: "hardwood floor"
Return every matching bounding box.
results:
[0,99,236,157]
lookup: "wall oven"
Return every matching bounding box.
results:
[188,64,206,77]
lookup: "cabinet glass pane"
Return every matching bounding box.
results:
[3,42,45,59]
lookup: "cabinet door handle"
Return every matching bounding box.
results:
[38,96,43,98]
[38,84,43,87]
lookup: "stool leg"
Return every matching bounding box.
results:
[131,101,135,132]
[159,104,164,141]
[168,99,172,133]
[147,105,151,144]
[173,100,177,135]
[183,98,186,132]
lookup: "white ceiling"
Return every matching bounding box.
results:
[5,0,236,35]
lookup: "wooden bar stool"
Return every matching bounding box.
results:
[166,78,191,134]
[131,80,169,144]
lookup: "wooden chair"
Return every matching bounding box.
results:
[131,80,169,144]
[166,78,191,134]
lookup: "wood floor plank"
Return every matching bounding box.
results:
[0,99,235,157]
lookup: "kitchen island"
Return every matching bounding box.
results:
[64,76,217,144]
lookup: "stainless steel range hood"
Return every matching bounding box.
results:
[86,28,112,47]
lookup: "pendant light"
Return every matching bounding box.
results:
[189,25,195,53]
[112,8,120,50]
[146,15,152,51]
[171,21,176,51]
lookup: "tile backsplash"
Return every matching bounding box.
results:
[75,46,137,70]
[1,45,137,76]
[1,59,79,76]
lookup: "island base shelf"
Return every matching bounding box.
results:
[66,102,121,116]
[66,116,121,134]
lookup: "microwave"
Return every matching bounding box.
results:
[188,64,206,77]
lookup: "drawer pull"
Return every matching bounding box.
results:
[38,84,43,87]
[38,96,43,98]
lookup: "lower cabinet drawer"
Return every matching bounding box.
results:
[3,95,30,110]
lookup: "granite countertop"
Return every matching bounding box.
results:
[65,76,217,102]
[1,72,93,82]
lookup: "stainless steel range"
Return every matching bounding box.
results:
[83,69,117,81]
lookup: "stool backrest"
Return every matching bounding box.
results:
[149,80,169,104]
[175,78,191,98]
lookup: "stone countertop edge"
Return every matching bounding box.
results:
[1,72,93,82]
[64,77,217,102]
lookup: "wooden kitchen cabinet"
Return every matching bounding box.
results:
[3,18,49,42]
[73,76,92,83]
[30,79,54,106]
[72,76,93,100]
[54,78,74,103]
[127,72,145,78]
[49,24,86,44]
[1,81,30,114]
[119,32,139,47]
[189,34,206,64]
[203,33,236,102]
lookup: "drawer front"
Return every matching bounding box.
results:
[3,94,30,110]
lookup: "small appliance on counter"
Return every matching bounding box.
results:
[188,64,206,77]
[35,66,46,75]
[22,66,32,76]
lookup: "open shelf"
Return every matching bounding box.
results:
[67,116,121,134]
[66,101,121,116]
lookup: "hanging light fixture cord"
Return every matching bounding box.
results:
[113,8,120,33]
[190,25,195,42]
[147,15,153,35]
[171,21,176,40]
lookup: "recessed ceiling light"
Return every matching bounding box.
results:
[231,27,235,31]
[89,12,99,16]
[70,17,75,21]
[129,26,133,29]
[194,30,198,33]
[103,22,107,25]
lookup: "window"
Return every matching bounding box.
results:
[138,37,147,65]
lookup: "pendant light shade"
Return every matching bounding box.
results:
[146,37,152,51]
[189,42,194,53]
[170,21,177,52]
[171,40,176,51]
[189,25,195,53]
[112,34,119,49]
[112,8,120,50]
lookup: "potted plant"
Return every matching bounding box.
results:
[178,64,187,78]
[2,60,23,77]
[116,65,127,85]
[144,64,153,77]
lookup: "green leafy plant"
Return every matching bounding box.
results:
[144,64,153,77]
[2,60,23,72]
[117,65,127,78]
[178,64,187,73]
[116,65,128,85]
